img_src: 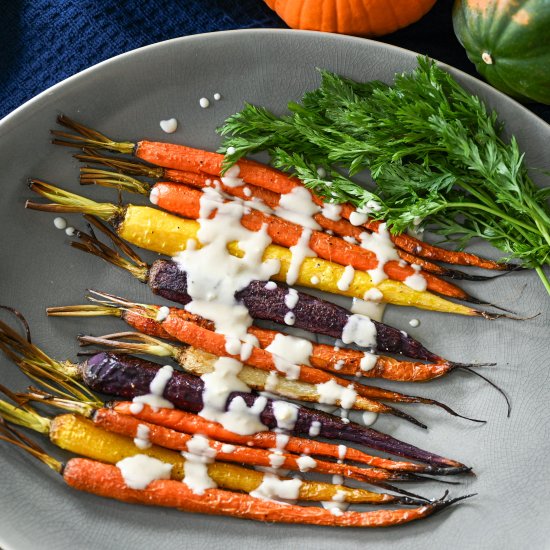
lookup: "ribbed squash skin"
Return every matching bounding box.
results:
[453,0,550,104]
[265,0,437,37]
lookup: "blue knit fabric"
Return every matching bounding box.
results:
[0,0,284,118]
[1,1,548,121]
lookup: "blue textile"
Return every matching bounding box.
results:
[0,0,283,118]
[1,1,548,121]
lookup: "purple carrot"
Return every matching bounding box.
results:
[71,219,455,364]
[82,351,466,472]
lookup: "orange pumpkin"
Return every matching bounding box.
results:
[265,0,437,36]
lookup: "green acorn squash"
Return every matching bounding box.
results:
[453,0,550,104]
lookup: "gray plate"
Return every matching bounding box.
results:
[0,29,549,550]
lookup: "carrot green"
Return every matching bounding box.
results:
[219,57,550,294]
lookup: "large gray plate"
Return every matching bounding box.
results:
[0,29,549,550]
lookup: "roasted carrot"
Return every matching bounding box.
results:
[78,331,484,424]
[0,399,420,501]
[25,179,508,319]
[247,326,469,382]
[0,321,469,469]
[110,402,447,474]
[17,387,456,476]
[80,169,480,303]
[45,296,427,426]
[53,115,512,271]
[0,429,471,528]
[70,217,491,363]
[77,149,507,281]
[65,458,467,526]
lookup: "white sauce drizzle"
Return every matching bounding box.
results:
[173,186,279,344]
[275,187,321,230]
[53,217,67,230]
[404,264,428,292]
[341,314,377,349]
[362,411,378,426]
[271,353,301,380]
[159,118,177,133]
[337,265,355,291]
[310,275,320,285]
[316,380,357,409]
[155,305,170,322]
[213,92,221,101]
[265,371,280,392]
[182,436,218,495]
[65,226,75,236]
[284,288,299,309]
[221,444,236,453]
[409,318,420,328]
[321,202,342,221]
[199,357,269,435]
[220,164,244,188]
[358,223,400,284]
[283,311,296,326]
[249,473,302,501]
[338,445,347,460]
[308,420,321,437]
[286,228,316,285]
[296,455,317,472]
[321,489,350,516]
[199,97,210,108]
[149,186,160,205]
[349,211,368,226]
[116,455,172,490]
[351,296,386,324]
[265,333,313,367]
[275,433,290,451]
[269,452,286,469]
[129,365,174,414]
[272,400,299,431]
[264,281,277,290]
[360,352,378,372]
[133,424,151,450]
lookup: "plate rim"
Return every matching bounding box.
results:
[1,28,549,133]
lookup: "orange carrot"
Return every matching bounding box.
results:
[63,458,466,527]
[93,408,400,484]
[57,115,510,272]
[71,300,466,385]
[123,307,460,384]
[92,299,487,424]
[131,142,509,271]
[247,326,455,382]
[154,308,425,417]
[110,402,441,473]
[128,178,474,301]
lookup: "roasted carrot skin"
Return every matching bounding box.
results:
[92,408,406,485]
[112,402,436,473]
[59,116,510,272]
[79,351,465,469]
[151,182,469,300]
[134,140,510,271]
[249,326,454,382]
[121,304,455,383]
[63,457,452,527]
[146,259,443,363]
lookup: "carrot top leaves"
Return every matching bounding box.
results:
[219,56,550,294]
